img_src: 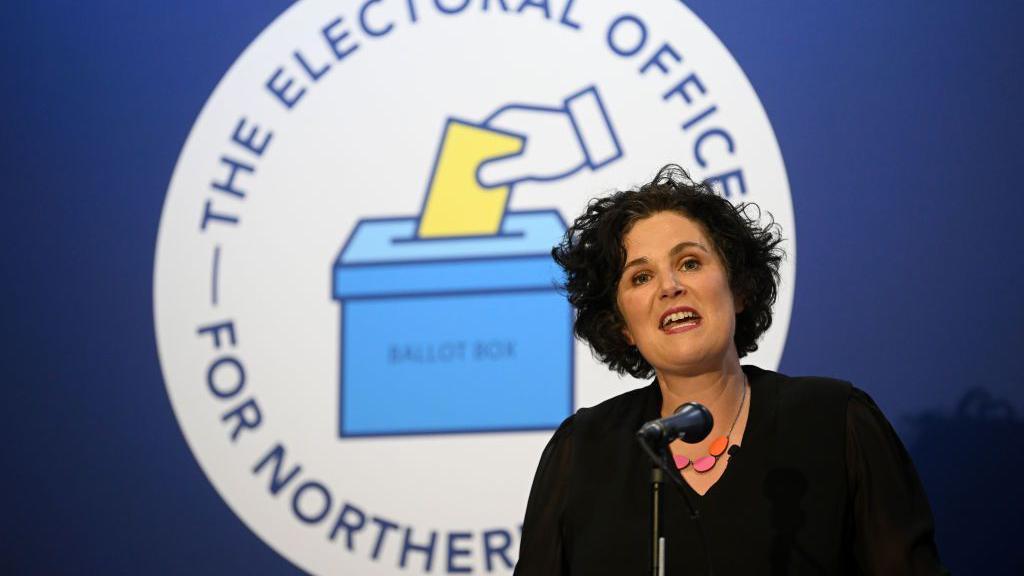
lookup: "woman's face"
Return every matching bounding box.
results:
[616,211,741,376]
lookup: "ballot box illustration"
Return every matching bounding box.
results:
[330,95,620,437]
[332,210,573,437]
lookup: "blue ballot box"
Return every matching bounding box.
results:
[332,210,573,437]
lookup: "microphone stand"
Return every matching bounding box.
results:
[637,436,715,576]
[650,464,665,576]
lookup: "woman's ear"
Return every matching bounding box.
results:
[621,325,635,346]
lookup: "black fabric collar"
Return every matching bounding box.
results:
[638,364,780,451]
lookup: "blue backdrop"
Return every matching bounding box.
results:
[4,1,1022,573]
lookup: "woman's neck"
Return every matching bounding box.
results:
[655,356,746,418]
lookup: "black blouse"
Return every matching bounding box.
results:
[514,365,945,575]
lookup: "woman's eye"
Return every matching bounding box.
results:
[632,272,652,286]
[681,259,700,271]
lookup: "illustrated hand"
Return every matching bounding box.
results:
[477,86,622,188]
[477,104,586,188]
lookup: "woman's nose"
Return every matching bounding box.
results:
[659,272,685,298]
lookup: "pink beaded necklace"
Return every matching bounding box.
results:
[673,380,747,474]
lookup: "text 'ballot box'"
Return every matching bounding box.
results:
[332,211,573,437]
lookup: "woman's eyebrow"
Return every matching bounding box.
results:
[622,256,649,272]
[669,241,709,257]
[622,241,708,273]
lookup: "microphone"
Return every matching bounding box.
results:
[637,402,714,446]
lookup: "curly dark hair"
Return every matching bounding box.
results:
[552,165,784,379]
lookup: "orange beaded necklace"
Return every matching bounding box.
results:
[673,380,747,474]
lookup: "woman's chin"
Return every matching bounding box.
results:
[651,348,737,377]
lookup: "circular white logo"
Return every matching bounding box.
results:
[154,1,794,573]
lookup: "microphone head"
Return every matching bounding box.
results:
[635,402,715,446]
[672,402,714,444]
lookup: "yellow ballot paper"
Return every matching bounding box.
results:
[417,120,524,238]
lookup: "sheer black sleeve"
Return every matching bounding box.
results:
[846,387,948,574]
[514,415,575,576]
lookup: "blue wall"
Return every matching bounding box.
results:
[4,1,1021,573]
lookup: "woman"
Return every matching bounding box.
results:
[514,166,944,574]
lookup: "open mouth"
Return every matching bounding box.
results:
[660,307,702,332]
